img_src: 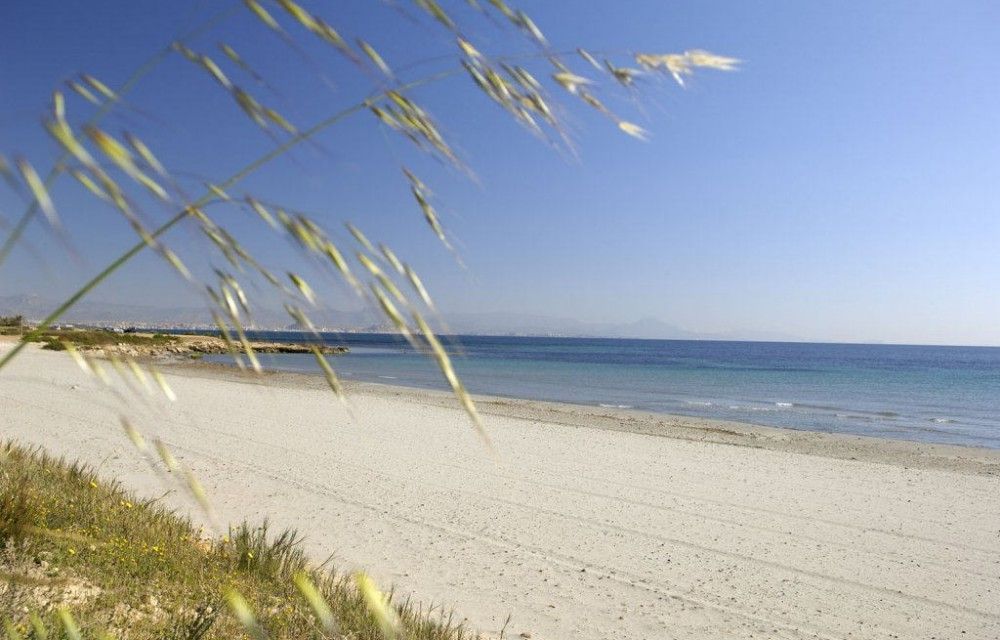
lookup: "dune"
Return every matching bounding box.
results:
[2,342,998,639]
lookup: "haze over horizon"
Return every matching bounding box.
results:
[2,1,998,346]
[2,292,997,347]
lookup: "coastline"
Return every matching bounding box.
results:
[3,341,1000,638]
[161,356,1000,477]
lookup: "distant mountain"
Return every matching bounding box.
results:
[0,294,801,341]
[605,316,707,340]
[442,312,724,340]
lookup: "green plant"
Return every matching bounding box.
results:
[0,441,476,639]
[24,329,178,349]
[0,469,43,545]
[226,522,307,583]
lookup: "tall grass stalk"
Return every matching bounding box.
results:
[0,3,736,634]
[0,5,240,267]
[0,69,457,372]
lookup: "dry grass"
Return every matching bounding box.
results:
[0,3,736,636]
[0,441,477,640]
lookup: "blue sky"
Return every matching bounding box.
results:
[1,1,998,345]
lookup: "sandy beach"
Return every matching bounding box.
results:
[2,342,999,639]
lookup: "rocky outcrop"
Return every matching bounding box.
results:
[82,334,348,359]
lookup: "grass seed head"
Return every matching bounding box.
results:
[56,609,82,640]
[618,121,649,140]
[412,311,491,450]
[288,272,316,305]
[553,72,592,95]
[243,0,282,32]
[224,589,268,640]
[404,264,435,309]
[346,222,377,254]
[358,39,393,78]
[354,572,400,638]
[120,417,149,454]
[81,74,116,100]
[578,48,602,70]
[154,438,179,472]
[151,369,177,401]
[15,158,58,228]
[294,572,339,634]
[67,80,101,105]
[311,347,346,405]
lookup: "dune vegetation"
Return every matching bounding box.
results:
[0,442,478,640]
[21,330,178,352]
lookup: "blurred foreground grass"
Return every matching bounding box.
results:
[0,442,476,640]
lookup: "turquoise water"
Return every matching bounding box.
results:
[202,333,1000,449]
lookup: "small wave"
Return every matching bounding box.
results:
[378,375,398,380]
[930,417,955,424]
[686,401,713,406]
[775,402,793,408]
[599,403,633,409]
[726,405,777,412]
[793,402,848,412]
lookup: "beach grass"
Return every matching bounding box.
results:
[0,441,475,640]
[22,329,178,351]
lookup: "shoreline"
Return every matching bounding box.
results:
[10,330,1000,456]
[161,356,1000,477]
[4,342,1000,638]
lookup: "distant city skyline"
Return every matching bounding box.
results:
[2,1,999,346]
[3,292,998,347]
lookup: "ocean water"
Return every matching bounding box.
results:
[202,333,1000,449]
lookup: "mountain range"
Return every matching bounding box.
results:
[0,294,797,341]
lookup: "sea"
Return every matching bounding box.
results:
[198,333,1000,449]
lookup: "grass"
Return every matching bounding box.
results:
[22,329,178,351]
[0,442,476,640]
[0,6,736,637]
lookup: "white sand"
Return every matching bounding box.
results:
[2,342,999,639]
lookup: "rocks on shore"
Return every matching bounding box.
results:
[81,334,348,359]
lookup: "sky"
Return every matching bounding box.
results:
[1,1,999,345]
